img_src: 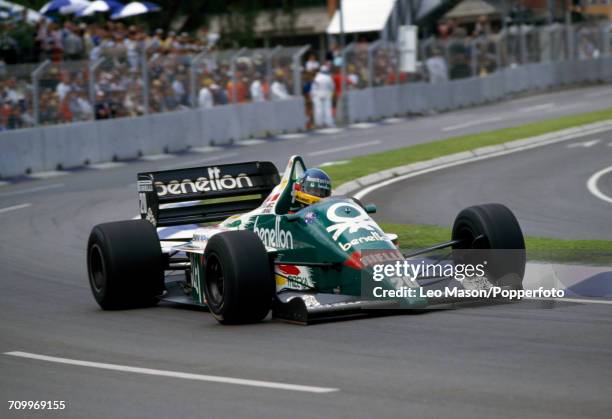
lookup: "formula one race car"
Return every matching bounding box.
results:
[87,155,526,324]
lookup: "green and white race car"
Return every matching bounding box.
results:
[87,155,526,324]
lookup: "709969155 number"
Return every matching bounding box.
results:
[8,400,66,410]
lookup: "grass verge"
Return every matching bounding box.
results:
[382,222,612,264]
[324,108,612,258]
[326,108,612,185]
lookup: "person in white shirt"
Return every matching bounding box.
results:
[198,79,214,109]
[310,65,335,127]
[425,49,449,84]
[56,73,72,101]
[249,73,265,102]
[270,70,290,101]
[305,53,320,72]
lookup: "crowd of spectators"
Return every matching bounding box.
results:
[0,12,607,131]
[0,14,302,130]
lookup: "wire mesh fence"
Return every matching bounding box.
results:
[2,22,612,132]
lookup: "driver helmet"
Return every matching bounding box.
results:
[293,168,332,207]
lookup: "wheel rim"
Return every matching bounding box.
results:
[454,221,489,249]
[205,253,224,307]
[89,244,106,292]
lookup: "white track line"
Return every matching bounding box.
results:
[28,171,69,179]
[520,102,555,113]
[141,154,174,161]
[160,152,239,170]
[0,203,31,214]
[585,90,612,98]
[566,139,600,148]
[0,183,64,198]
[381,117,404,124]
[308,140,381,157]
[314,127,344,135]
[3,351,339,394]
[350,122,377,129]
[320,160,350,167]
[0,181,9,188]
[237,139,267,146]
[276,133,308,140]
[586,165,612,205]
[190,146,224,153]
[354,131,612,200]
[89,162,126,170]
[442,116,502,132]
[528,297,612,305]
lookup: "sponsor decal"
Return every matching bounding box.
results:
[137,178,153,192]
[304,211,317,224]
[361,249,404,267]
[275,264,314,290]
[337,231,387,251]
[138,192,147,215]
[191,254,205,304]
[155,167,253,196]
[264,193,280,204]
[326,202,380,241]
[253,216,294,249]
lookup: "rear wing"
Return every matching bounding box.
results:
[138,161,280,227]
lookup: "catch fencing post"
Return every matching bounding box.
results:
[566,24,575,60]
[292,45,310,97]
[190,50,208,108]
[340,42,355,125]
[602,23,612,56]
[88,58,104,115]
[230,48,246,104]
[367,40,383,88]
[469,38,479,75]
[266,45,282,95]
[31,59,50,126]
[141,47,149,115]
[519,25,528,64]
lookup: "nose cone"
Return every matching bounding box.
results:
[322,200,396,253]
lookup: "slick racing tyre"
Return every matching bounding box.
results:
[87,220,164,310]
[203,230,274,324]
[452,203,526,290]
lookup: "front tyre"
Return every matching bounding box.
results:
[452,203,526,289]
[87,220,164,309]
[203,230,274,324]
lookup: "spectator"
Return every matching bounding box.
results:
[94,91,112,119]
[49,23,63,62]
[270,70,290,101]
[56,72,72,101]
[425,49,448,83]
[73,92,93,120]
[171,76,186,105]
[249,73,265,102]
[310,65,334,128]
[198,78,214,108]
[62,23,84,60]
[305,53,320,72]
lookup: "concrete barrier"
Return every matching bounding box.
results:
[0,97,306,177]
[345,56,612,124]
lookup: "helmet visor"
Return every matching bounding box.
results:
[302,178,331,198]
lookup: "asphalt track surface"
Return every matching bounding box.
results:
[368,129,612,240]
[1,85,612,419]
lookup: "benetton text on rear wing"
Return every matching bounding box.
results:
[138,161,280,227]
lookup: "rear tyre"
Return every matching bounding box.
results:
[452,203,526,289]
[87,220,164,309]
[203,230,274,324]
